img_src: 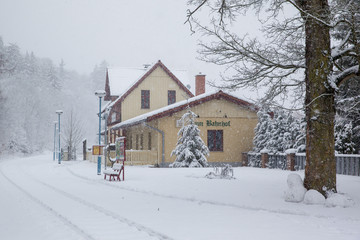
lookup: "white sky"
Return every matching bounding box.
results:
[0,0,265,100]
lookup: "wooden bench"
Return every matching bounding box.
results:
[103,162,124,181]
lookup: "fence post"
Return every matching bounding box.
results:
[242,152,248,167]
[285,149,296,171]
[260,149,269,168]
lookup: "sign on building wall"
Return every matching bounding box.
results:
[116,137,126,161]
[92,145,104,155]
[176,119,231,128]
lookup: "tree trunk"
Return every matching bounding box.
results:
[303,0,337,196]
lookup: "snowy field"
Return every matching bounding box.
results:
[0,153,359,240]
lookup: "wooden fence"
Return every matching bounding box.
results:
[125,150,158,166]
[244,152,360,176]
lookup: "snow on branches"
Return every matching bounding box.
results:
[170,109,209,167]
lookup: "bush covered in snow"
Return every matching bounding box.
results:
[284,173,307,203]
[284,173,355,208]
[303,190,325,205]
[205,164,235,179]
[325,193,354,208]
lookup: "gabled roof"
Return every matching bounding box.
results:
[106,60,193,104]
[111,90,258,130]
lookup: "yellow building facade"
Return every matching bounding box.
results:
[111,91,258,166]
[103,60,258,166]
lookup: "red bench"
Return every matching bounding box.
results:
[103,162,124,181]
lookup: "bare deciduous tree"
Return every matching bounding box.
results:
[63,110,84,160]
[186,0,360,196]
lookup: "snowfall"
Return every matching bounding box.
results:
[0,153,359,240]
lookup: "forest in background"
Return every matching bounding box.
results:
[0,37,107,154]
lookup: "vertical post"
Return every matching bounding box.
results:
[56,110,63,164]
[260,150,269,168]
[53,122,57,161]
[83,139,87,160]
[58,113,61,164]
[95,90,106,175]
[285,149,297,171]
[242,152,248,167]
[98,96,102,175]
[103,112,108,170]
[287,153,296,171]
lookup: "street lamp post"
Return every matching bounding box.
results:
[53,121,57,161]
[56,110,63,164]
[95,90,106,175]
[102,111,109,170]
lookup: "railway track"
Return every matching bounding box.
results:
[0,159,173,240]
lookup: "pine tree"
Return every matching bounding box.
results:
[294,116,306,152]
[171,109,209,167]
[254,108,305,153]
[253,108,272,152]
[335,121,356,154]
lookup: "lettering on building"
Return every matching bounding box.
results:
[206,120,231,127]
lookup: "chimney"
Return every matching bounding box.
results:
[195,73,206,96]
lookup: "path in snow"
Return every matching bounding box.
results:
[1,154,359,240]
[0,157,170,240]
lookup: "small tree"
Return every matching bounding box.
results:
[63,110,84,160]
[171,109,209,167]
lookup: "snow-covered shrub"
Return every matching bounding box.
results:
[325,193,354,208]
[247,152,261,167]
[205,164,235,179]
[303,190,325,205]
[170,109,209,167]
[284,173,307,203]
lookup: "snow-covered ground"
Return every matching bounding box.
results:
[0,153,359,240]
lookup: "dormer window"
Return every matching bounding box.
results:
[141,90,150,109]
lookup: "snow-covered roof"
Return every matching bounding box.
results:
[107,67,148,97]
[111,90,258,129]
[107,61,193,98]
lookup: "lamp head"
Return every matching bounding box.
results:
[95,90,106,97]
[56,110,63,115]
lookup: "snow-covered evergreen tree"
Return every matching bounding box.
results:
[253,108,272,152]
[91,60,108,91]
[171,109,209,167]
[335,121,356,154]
[254,108,304,153]
[284,114,300,150]
[267,109,288,152]
[294,116,306,152]
[335,77,360,154]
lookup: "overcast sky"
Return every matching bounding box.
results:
[0,0,263,99]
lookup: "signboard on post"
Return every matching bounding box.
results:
[115,137,126,161]
[92,145,104,155]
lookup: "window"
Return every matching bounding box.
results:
[128,135,133,150]
[136,134,139,149]
[111,112,116,123]
[141,90,150,109]
[148,132,152,150]
[140,134,143,150]
[207,130,223,151]
[168,90,176,105]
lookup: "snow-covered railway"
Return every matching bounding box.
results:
[0,158,172,240]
